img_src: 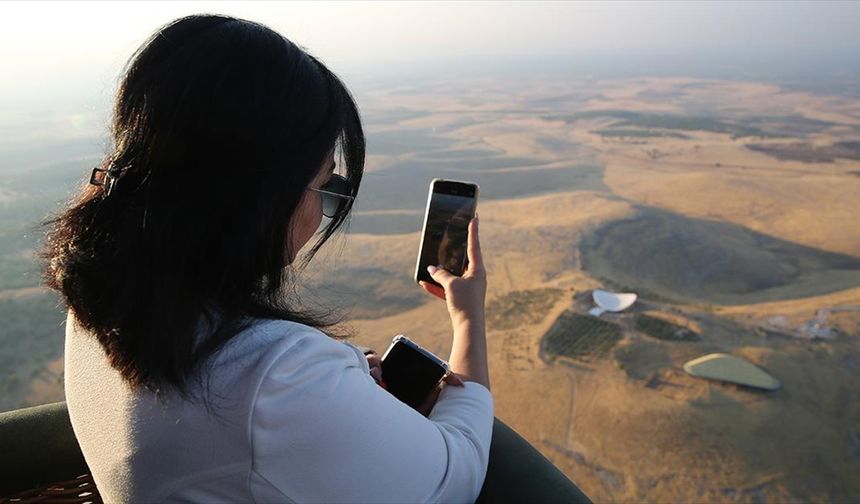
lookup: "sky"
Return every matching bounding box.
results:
[0,0,859,145]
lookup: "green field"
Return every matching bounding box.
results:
[0,291,66,411]
[545,110,782,139]
[633,313,700,342]
[0,154,95,411]
[541,311,623,361]
[746,141,860,163]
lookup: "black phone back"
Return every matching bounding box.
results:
[381,339,447,409]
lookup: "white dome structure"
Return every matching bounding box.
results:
[683,353,781,391]
[589,289,638,316]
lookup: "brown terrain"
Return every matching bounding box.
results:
[314,77,860,502]
[4,76,860,502]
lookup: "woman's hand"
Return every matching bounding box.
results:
[419,215,491,390]
[365,351,383,384]
[416,372,465,417]
[367,349,465,417]
[419,216,486,328]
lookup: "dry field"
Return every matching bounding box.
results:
[5,75,860,501]
[326,76,860,502]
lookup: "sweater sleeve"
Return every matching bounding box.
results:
[250,332,494,504]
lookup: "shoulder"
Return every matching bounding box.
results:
[216,318,368,385]
[212,318,328,360]
[257,325,370,396]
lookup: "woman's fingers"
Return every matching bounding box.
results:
[365,352,381,368]
[419,280,446,300]
[427,264,457,288]
[369,366,382,382]
[365,352,383,383]
[417,374,465,416]
[443,372,465,387]
[416,385,442,417]
[465,217,484,278]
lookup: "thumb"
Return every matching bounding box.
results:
[427,265,456,288]
[443,372,465,387]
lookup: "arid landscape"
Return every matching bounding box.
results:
[2,75,860,501]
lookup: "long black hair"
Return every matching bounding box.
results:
[41,14,365,396]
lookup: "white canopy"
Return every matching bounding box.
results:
[589,289,637,316]
[683,353,781,390]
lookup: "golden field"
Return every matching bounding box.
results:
[318,76,860,502]
[3,75,859,502]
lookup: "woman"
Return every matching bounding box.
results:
[43,14,492,502]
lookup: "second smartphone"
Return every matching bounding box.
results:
[414,179,479,287]
[379,335,449,410]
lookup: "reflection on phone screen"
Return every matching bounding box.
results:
[420,193,473,275]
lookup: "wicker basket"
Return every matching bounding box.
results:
[0,474,101,504]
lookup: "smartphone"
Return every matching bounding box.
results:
[414,179,479,287]
[380,335,449,410]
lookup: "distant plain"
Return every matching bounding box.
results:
[1,75,859,502]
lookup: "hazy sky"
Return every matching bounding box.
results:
[1,1,858,144]
[4,1,860,80]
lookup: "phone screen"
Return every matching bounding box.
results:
[415,180,478,286]
[381,339,447,410]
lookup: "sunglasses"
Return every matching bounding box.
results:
[308,174,355,218]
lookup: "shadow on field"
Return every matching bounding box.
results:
[579,206,860,305]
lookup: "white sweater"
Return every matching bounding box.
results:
[64,313,494,503]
